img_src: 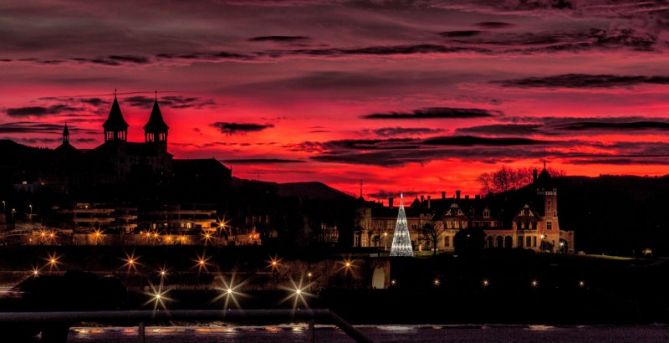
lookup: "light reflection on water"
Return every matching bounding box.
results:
[69,324,669,343]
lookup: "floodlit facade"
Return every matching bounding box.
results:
[354,168,575,254]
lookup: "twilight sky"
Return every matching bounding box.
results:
[3,0,669,201]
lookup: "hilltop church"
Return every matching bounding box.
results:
[1,95,232,194]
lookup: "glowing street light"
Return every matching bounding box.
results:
[31,267,40,277]
[267,256,281,271]
[45,252,61,270]
[194,252,211,273]
[144,283,172,312]
[482,279,490,287]
[217,216,230,232]
[280,274,314,311]
[122,252,140,273]
[93,229,103,244]
[531,280,539,288]
[213,273,248,310]
[433,278,440,287]
[158,266,168,280]
[202,231,213,244]
[578,280,585,288]
[338,258,356,275]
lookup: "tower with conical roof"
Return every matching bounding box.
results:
[62,123,70,144]
[390,193,414,257]
[144,94,168,149]
[103,94,128,143]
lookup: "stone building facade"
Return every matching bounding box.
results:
[354,169,575,254]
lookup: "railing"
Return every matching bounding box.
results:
[0,308,373,343]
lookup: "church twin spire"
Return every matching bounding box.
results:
[102,92,168,148]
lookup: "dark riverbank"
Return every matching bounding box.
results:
[1,246,668,324]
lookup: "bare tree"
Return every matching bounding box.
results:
[421,222,444,256]
[479,165,565,194]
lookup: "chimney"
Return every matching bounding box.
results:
[441,191,446,200]
[533,168,538,183]
[456,190,461,200]
[427,196,431,209]
[475,195,481,200]
[389,197,394,208]
[465,195,469,200]
[420,195,425,203]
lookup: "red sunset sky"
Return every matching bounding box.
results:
[3,0,669,201]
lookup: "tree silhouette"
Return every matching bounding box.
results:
[421,222,444,256]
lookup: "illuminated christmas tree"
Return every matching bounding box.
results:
[390,193,414,257]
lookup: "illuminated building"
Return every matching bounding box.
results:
[354,168,575,254]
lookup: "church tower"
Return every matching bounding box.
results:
[62,123,70,144]
[535,165,561,251]
[144,97,168,149]
[103,96,128,142]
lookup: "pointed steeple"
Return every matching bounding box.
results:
[144,94,169,148]
[390,193,414,257]
[55,122,77,153]
[62,123,70,144]
[103,94,128,142]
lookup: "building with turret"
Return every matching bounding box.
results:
[354,167,575,254]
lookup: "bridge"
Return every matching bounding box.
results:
[0,308,373,343]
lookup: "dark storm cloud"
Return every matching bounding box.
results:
[291,134,550,166]
[5,104,82,117]
[495,74,669,88]
[362,107,500,120]
[309,146,556,166]
[476,21,515,28]
[442,28,657,53]
[223,158,305,164]
[0,122,95,134]
[4,26,660,68]
[368,127,444,137]
[438,30,483,37]
[461,117,669,136]
[277,44,491,57]
[211,122,274,135]
[39,97,109,107]
[123,96,215,109]
[556,121,669,131]
[70,55,151,66]
[568,157,669,166]
[155,51,254,62]
[422,135,545,146]
[248,35,310,42]
[456,124,543,136]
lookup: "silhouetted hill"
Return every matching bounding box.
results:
[277,181,355,202]
[503,175,669,256]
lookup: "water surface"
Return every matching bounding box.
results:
[68,324,669,342]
